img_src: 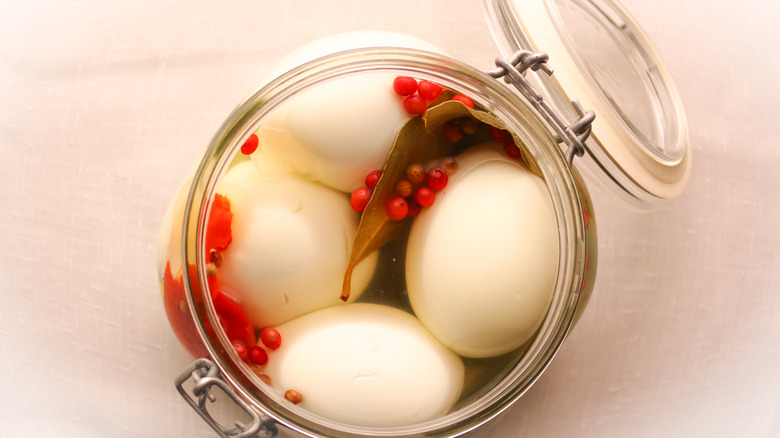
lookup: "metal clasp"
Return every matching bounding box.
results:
[486,50,595,167]
[175,358,278,438]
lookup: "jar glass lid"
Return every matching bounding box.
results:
[485,0,691,208]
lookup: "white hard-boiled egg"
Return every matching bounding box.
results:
[262,303,464,427]
[255,31,447,193]
[215,158,377,328]
[406,143,559,358]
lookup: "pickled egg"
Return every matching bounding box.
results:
[406,143,559,358]
[254,32,446,193]
[262,303,464,427]
[215,158,377,328]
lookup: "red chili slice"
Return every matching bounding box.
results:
[163,261,209,358]
[212,291,255,348]
[164,193,255,356]
[205,194,233,254]
[163,261,255,358]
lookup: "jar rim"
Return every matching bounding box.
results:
[179,47,588,437]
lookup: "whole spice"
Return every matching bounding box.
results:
[403,95,427,115]
[405,163,426,185]
[249,346,269,365]
[426,168,448,191]
[504,141,523,159]
[350,187,372,213]
[392,76,418,96]
[240,133,259,155]
[417,80,442,101]
[413,185,435,207]
[385,196,409,221]
[461,117,478,134]
[260,327,282,350]
[285,390,303,404]
[365,170,382,190]
[443,122,462,142]
[407,200,422,217]
[441,156,458,175]
[394,179,414,198]
[451,94,474,108]
[490,126,508,143]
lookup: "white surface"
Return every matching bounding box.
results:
[0,1,778,437]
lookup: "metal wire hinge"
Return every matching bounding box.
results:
[175,358,278,438]
[486,50,595,167]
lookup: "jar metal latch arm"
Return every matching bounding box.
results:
[176,358,278,438]
[486,50,595,167]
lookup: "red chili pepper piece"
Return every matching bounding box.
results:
[163,260,255,357]
[213,291,256,348]
[163,261,209,358]
[205,194,233,254]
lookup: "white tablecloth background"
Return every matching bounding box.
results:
[1,1,778,437]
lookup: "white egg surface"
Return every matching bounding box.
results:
[215,158,377,328]
[262,303,464,427]
[255,73,409,193]
[254,31,447,193]
[406,143,559,358]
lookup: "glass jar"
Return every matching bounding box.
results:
[158,1,689,436]
[159,47,596,438]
